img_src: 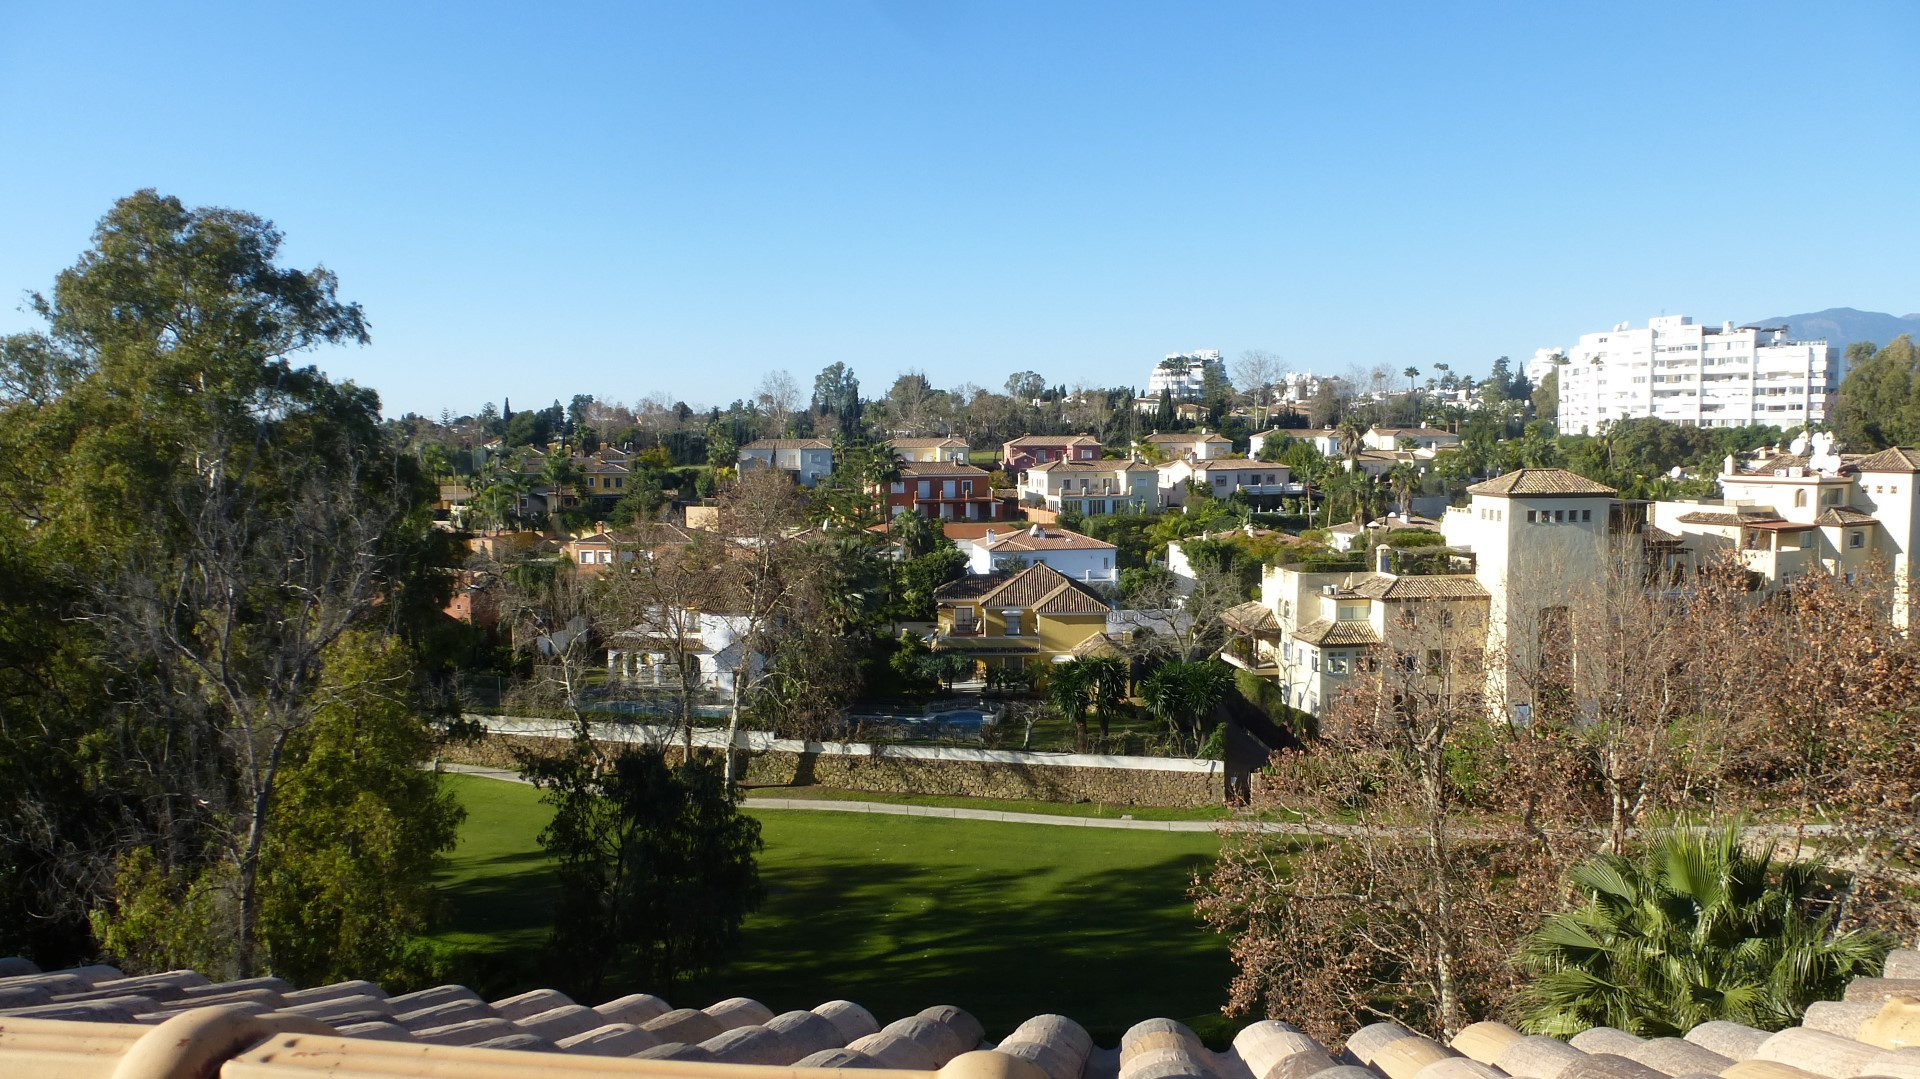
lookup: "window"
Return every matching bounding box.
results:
[579,552,593,564]
[1849,531,1864,549]
[1527,510,1537,523]
[961,480,974,496]
[1553,510,1564,522]
[1002,610,1024,635]
[1426,649,1443,673]
[1439,611,1454,629]
[1793,489,1807,508]
[918,481,932,498]
[891,481,906,494]
[1326,652,1350,674]
[1581,509,1592,522]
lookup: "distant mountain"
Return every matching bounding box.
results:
[1747,307,1920,357]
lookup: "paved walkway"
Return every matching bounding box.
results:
[433,762,1237,832]
[432,763,1848,844]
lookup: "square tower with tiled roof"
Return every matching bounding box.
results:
[1442,469,1618,720]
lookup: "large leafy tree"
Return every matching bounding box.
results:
[1832,335,1920,451]
[1515,825,1893,1036]
[0,191,452,974]
[520,732,763,996]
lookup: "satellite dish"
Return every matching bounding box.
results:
[1669,466,1684,479]
[1789,432,1809,456]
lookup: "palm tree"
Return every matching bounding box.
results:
[1514,824,1893,1038]
[1046,659,1091,751]
[1140,660,1232,755]
[1388,462,1420,518]
[1403,366,1420,424]
[1082,654,1130,741]
[540,451,579,533]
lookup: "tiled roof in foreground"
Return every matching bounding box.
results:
[4,952,1920,1079]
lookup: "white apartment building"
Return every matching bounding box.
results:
[1146,349,1223,400]
[1553,316,1840,435]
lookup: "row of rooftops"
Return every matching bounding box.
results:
[7,950,1918,1079]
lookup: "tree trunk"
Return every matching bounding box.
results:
[724,670,746,787]
[233,729,291,979]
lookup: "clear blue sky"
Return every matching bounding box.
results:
[3,2,1915,417]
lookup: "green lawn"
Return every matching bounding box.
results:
[428,774,1238,1045]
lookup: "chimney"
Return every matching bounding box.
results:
[1376,544,1392,574]
[1723,454,1736,476]
[984,528,996,545]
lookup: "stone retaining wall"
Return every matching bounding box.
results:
[441,720,1223,808]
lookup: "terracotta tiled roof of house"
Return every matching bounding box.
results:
[1674,507,1787,526]
[1069,632,1124,658]
[898,461,991,478]
[1220,601,1279,634]
[954,563,1110,615]
[888,437,969,450]
[982,526,1114,554]
[1466,469,1616,498]
[742,438,833,450]
[936,563,1109,616]
[1351,575,1489,601]
[1186,458,1276,471]
[1004,434,1101,447]
[1371,514,1443,530]
[1370,426,1456,438]
[6,951,1920,1079]
[1291,618,1382,646]
[1145,432,1232,445]
[1328,522,1364,536]
[1815,507,1879,526]
[1027,459,1154,473]
[1852,447,1920,472]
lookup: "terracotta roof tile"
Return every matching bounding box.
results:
[887,437,969,449]
[742,438,833,451]
[1145,432,1232,445]
[1674,508,1786,526]
[1351,575,1489,601]
[898,461,990,478]
[1004,434,1101,447]
[1291,618,1382,646]
[6,935,1920,1079]
[1815,507,1878,526]
[937,563,1109,615]
[1466,469,1616,498]
[1221,601,1280,633]
[983,527,1115,553]
[1852,447,1920,472]
[1027,459,1155,473]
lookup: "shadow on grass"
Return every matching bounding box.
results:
[680,849,1236,1047]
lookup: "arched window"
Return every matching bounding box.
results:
[1793,489,1807,508]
